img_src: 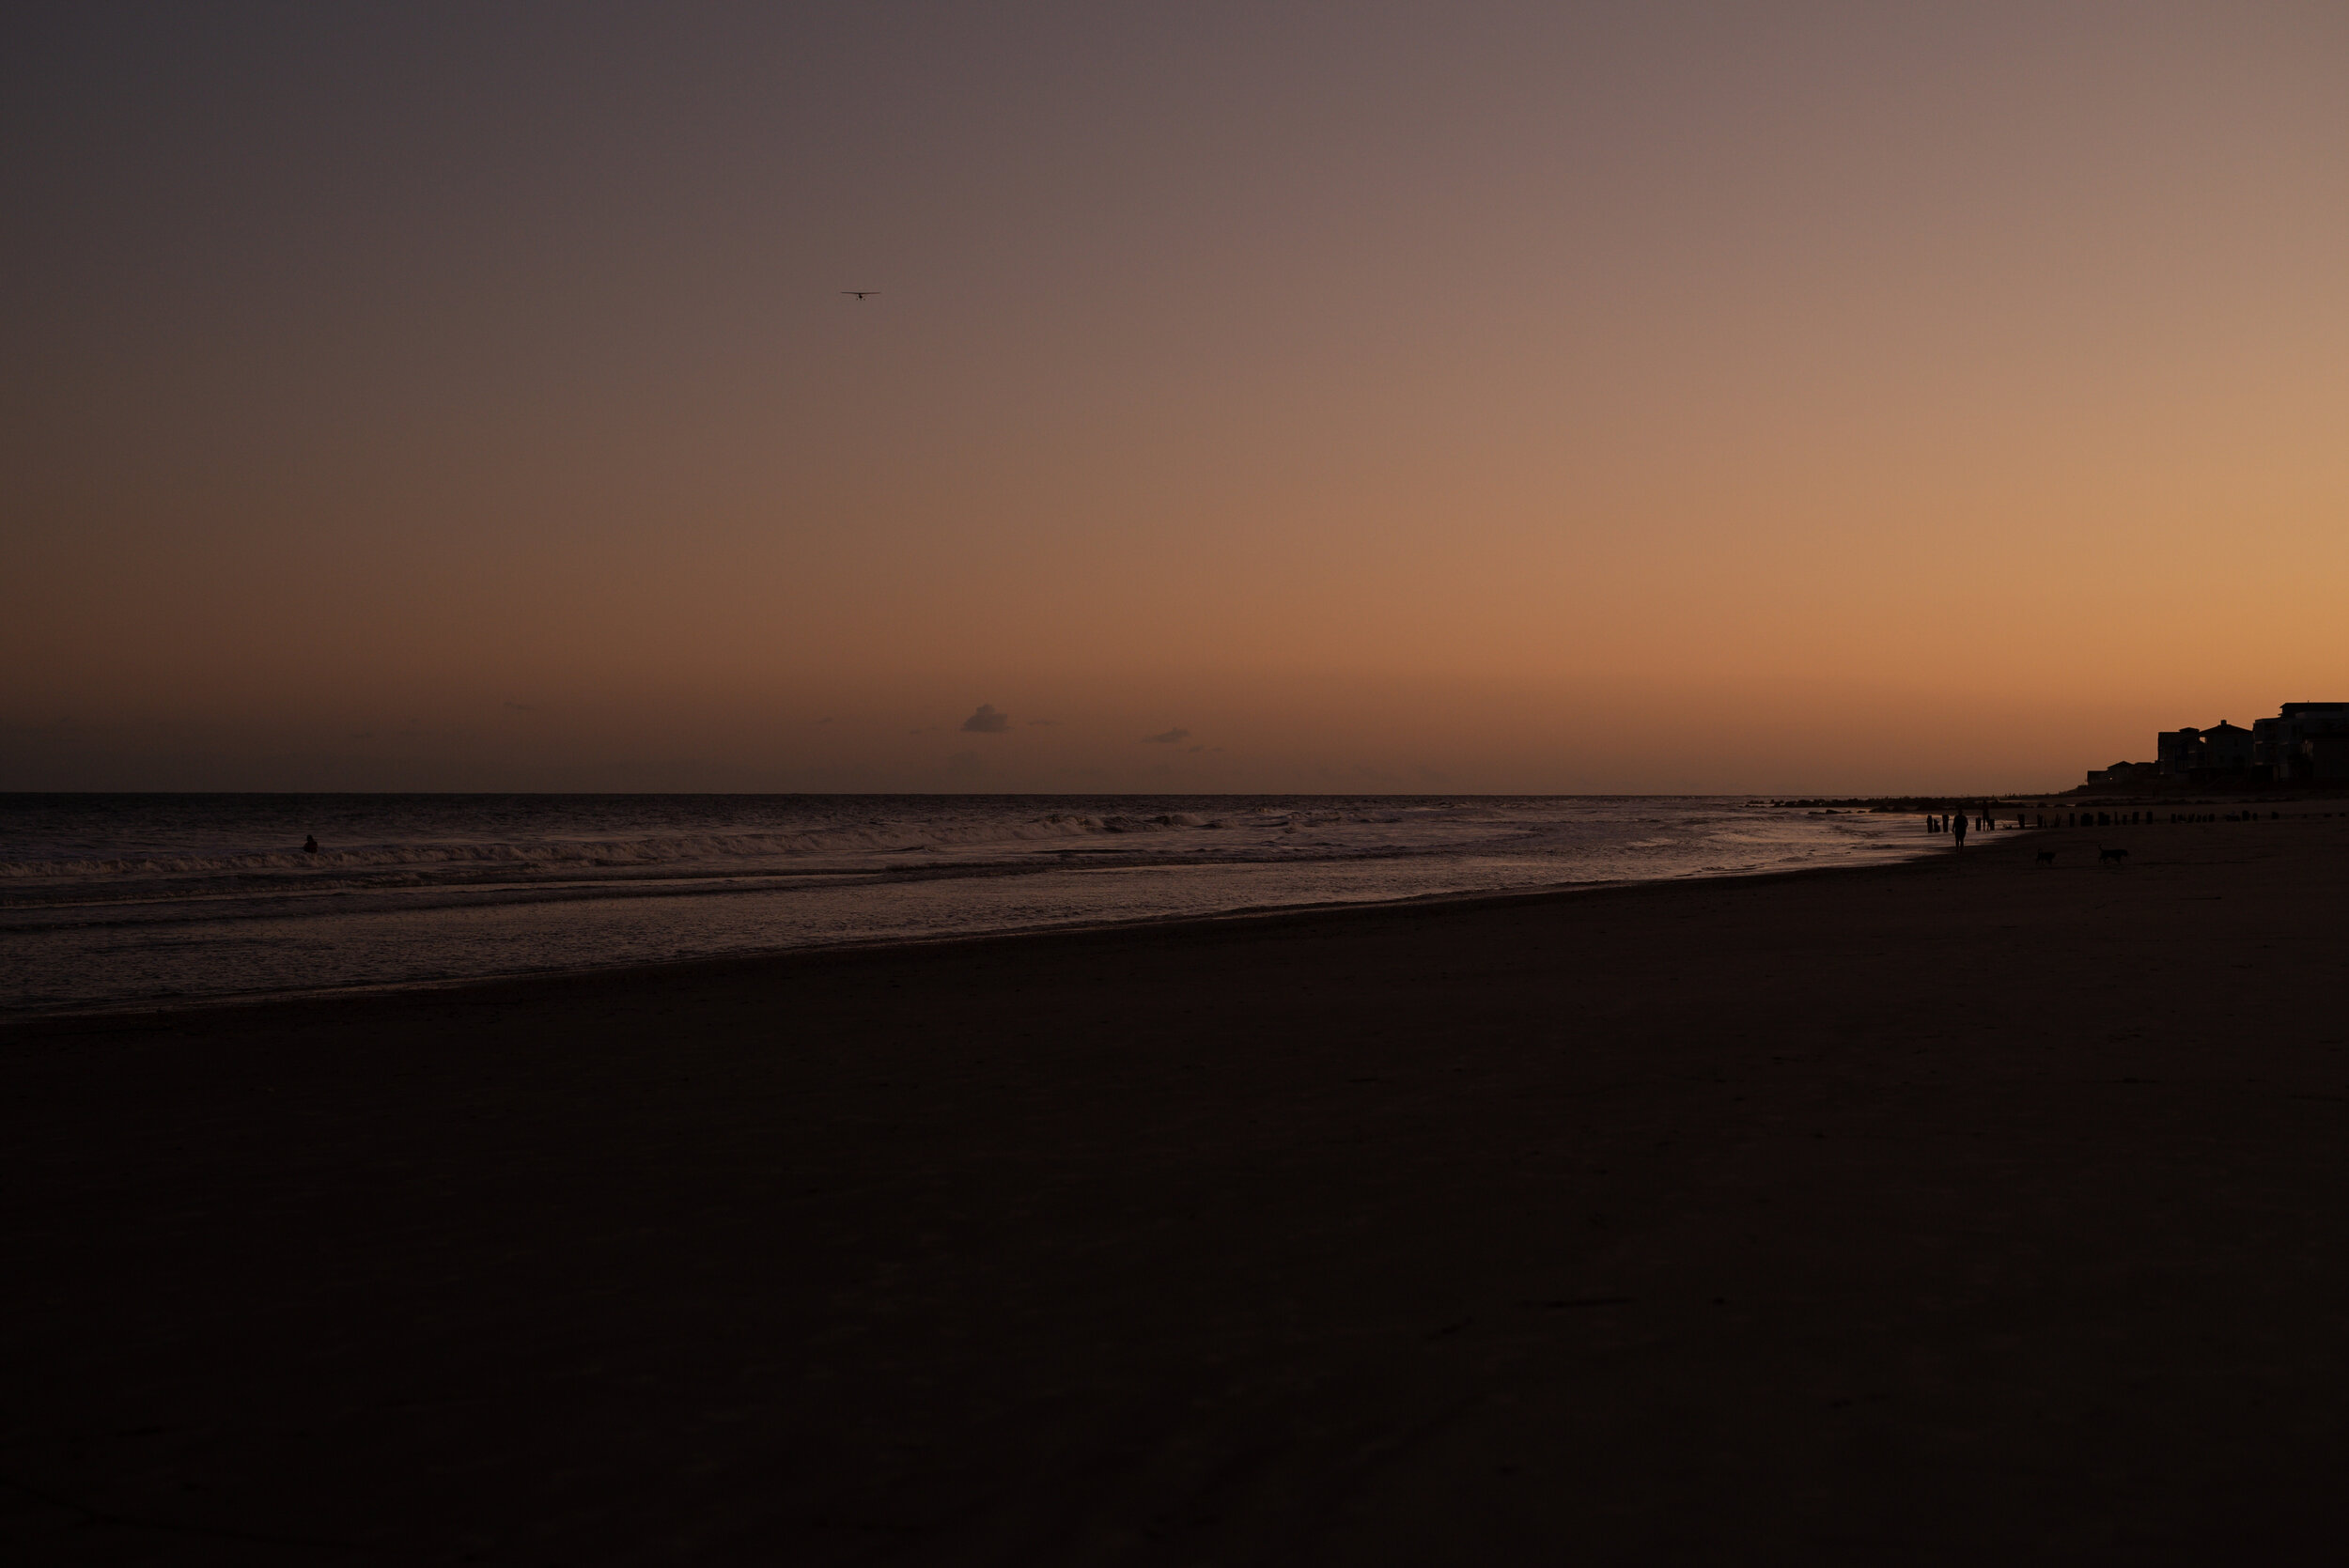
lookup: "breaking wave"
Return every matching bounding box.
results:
[2,794,1938,1014]
[1,810,1260,881]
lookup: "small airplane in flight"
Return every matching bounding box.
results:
[842,290,877,300]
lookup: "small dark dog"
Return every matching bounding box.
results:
[2035,850,2058,866]
[2098,846,2129,864]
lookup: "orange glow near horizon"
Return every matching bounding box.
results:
[6,5,2346,793]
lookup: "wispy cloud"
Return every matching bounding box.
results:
[1143,727,1190,744]
[962,704,1012,734]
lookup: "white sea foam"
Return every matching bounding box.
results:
[0,795,1934,1014]
[1,815,1225,879]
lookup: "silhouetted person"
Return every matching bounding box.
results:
[303,834,319,855]
[1952,811,1968,848]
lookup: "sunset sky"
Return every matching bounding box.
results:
[7,3,2345,793]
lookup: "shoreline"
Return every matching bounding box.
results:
[10,814,2344,1560]
[3,831,1962,1026]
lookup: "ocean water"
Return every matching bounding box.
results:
[1,795,1931,1015]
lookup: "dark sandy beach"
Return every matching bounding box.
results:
[8,813,2349,1563]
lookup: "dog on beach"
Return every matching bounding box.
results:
[2035,850,2057,866]
[2098,846,2129,864]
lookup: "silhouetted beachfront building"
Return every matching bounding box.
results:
[2133,704,2349,785]
[2157,721,2255,777]
[2252,703,2349,783]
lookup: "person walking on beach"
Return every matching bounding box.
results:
[1952,809,1968,848]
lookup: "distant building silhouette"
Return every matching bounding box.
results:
[2252,703,2349,783]
[2109,703,2349,786]
[2157,721,2255,777]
